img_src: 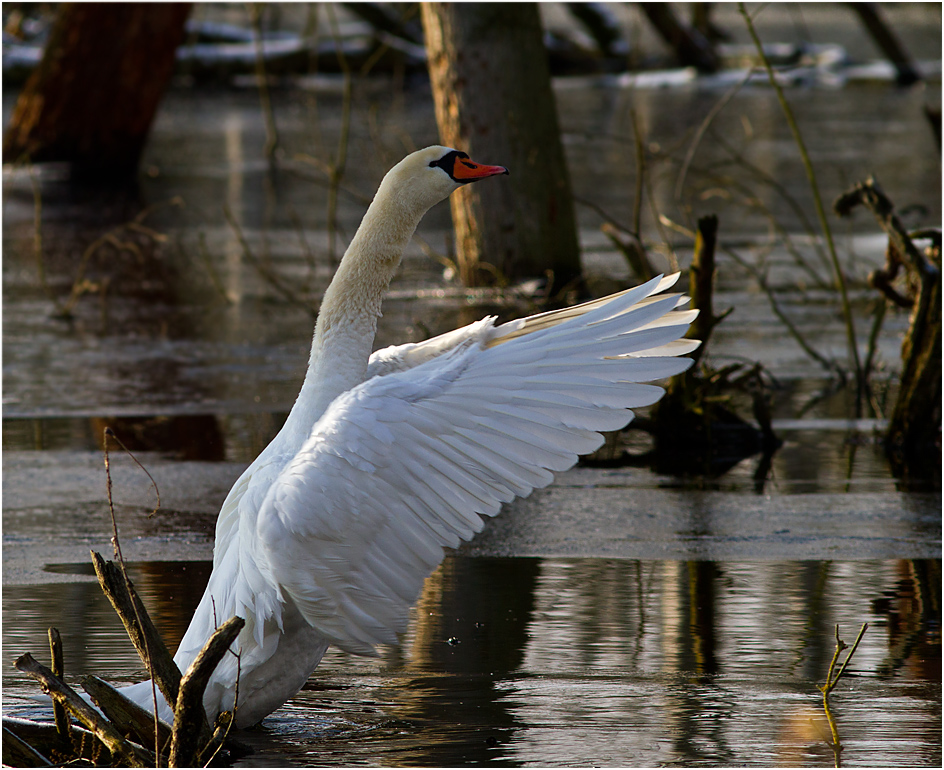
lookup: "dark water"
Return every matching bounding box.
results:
[3,8,942,765]
[3,557,940,767]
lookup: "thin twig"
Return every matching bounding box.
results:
[674,68,753,204]
[722,244,844,378]
[629,109,646,237]
[249,2,280,160]
[818,623,869,767]
[102,427,166,758]
[54,200,181,319]
[739,3,863,408]
[831,623,869,686]
[192,233,235,305]
[103,427,161,516]
[709,130,833,282]
[27,161,58,309]
[645,174,679,272]
[223,203,318,317]
[863,299,887,417]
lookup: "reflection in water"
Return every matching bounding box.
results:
[92,415,226,461]
[2,557,940,765]
[2,413,288,465]
[874,559,942,681]
[687,560,719,677]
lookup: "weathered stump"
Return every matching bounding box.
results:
[834,179,941,484]
[649,216,778,475]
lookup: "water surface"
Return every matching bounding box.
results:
[3,557,940,766]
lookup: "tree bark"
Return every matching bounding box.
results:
[3,3,191,182]
[421,3,582,293]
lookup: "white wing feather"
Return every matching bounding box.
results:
[256,274,697,656]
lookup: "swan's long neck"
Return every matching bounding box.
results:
[280,178,428,447]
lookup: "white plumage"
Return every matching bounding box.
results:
[123,146,698,728]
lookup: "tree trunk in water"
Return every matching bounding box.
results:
[421,3,582,293]
[3,3,192,182]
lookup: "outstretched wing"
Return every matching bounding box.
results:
[256,275,698,656]
[365,274,686,377]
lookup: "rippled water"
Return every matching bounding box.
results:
[3,558,940,766]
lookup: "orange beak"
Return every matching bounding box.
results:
[451,156,509,182]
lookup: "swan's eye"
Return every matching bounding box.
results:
[430,150,466,173]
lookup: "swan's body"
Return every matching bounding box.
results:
[124,146,698,728]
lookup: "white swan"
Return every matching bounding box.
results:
[124,145,698,728]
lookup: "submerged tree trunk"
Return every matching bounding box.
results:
[421,3,582,294]
[3,3,192,182]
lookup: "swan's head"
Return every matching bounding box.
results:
[381,145,509,213]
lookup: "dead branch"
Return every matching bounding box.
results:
[834,178,941,480]
[90,551,182,714]
[82,675,173,751]
[46,628,71,745]
[14,653,152,767]
[848,3,921,86]
[834,178,936,282]
[601,222,656,282]
[869,242,915,308]
[169,615,245,767]
[3,717,106,765]
[639,3,718,72]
